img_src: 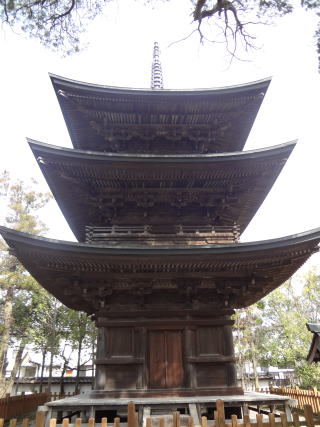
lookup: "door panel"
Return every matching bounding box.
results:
[166,330,184,387]
[148,331,166,388]
[148,330,184,388]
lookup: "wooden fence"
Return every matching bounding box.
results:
[0,392,78,420]
[1,400,320,427]
[0,392,49,420]
[270,387,320,414]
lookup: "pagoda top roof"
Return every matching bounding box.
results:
[1,226,319,312]
[50,73,271,154]
[50,73,271,97]
[29,139,295,241]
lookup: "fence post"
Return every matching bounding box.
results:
[304,404,315,427]
[216,400,225,427]
[36,412,45,427]
[187,416,194,427]
[128,401,136,427]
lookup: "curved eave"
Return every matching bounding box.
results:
[28,138,295,163]
[50,73,271,97]
[28,139,296,241]
[0,226,319,312]
[1,226,319,256]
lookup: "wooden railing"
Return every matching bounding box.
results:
[1,399,320,427]
[85,224,240,244]
[49,392,78,401]
[270,386,320,414]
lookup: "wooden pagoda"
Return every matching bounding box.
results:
[1,49,320,404]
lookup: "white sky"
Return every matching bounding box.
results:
[0,0,320,274]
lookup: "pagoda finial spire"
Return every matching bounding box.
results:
[151,42,164,89]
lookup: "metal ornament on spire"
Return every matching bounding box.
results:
[151,42,164,89]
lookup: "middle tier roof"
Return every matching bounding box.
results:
[30,139,296,242]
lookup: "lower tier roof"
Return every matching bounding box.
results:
[1,226,319,313]
[29,139,295,241]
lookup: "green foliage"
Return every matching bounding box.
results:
[0,0,111,55]
[295,361,320,389]
[0,171,97,394]
[0,171,52,394]
[0,170,50,234]
[235,269,320,389]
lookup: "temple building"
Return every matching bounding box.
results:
[1,44,320,419]
[306,323,320,363]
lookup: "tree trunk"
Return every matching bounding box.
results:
[47,351,54,393]
[235,314,246,390]
[5,338,27,395]
[39,348,47,392]
[0,286,14,397]
[0,286,14,377]
[59,358,68,395]
[250,339,259,390]
[75,340,82,393]
[91,338,95,389]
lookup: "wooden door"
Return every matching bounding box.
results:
[148,330,184,388]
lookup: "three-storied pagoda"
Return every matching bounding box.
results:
[1,44,320,409]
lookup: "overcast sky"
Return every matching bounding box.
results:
[1,0,320,273]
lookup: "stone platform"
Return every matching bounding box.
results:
[40,392,296,425]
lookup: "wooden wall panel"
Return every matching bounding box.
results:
[197,327,223,356]
[107,328,134,357]
[104,365,140,389]
[195,364,226,388]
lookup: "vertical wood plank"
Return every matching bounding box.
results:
[216,400,225,427]
[128,402,136,427]
[49,419,56,427]
[256,413,263,427]
[292,412,301,427]
[231,414,238,427]
[36,412,45,427]
[146,418,152,427]
[22,418,30,427]
[268,412,276,427]
[188,416,194,427]
[0,419,4,427]
[243,415,250,427]
[75,418,82,427]
[88,418,95,427]
[214,410,218,427]
[9,418,17,427]
[201,415,208,427]
[175,411,181,427]
[114,417,120,427]
[101,417,108,427]
[303,405,315,427]
[172,412,176,427]
[159,418,165,427]
[62,418,69,427]
[280,413,289,427]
